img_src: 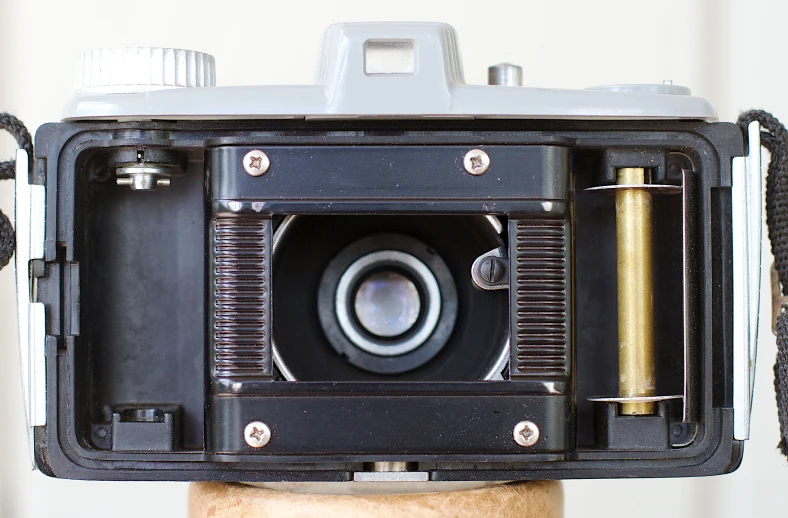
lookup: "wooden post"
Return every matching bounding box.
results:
[189,481,562,518]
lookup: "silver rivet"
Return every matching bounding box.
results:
[244,421,271,448]
[513,420,539,447]
[463,149,490,175]
[243,150,270,177]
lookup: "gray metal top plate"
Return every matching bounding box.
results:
[62,22,717,122]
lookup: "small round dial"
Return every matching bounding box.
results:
[75,47,215,95]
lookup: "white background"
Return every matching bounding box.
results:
[1,0,787,516]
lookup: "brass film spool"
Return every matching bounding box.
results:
[615,168,656,416]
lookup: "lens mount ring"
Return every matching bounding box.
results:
[317,233,458,375]
[335,250,442,357]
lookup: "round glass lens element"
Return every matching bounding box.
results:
[354,272,421,338]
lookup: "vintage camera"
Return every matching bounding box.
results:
[15,22,763,482]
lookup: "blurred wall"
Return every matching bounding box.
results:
[0,1,786,516]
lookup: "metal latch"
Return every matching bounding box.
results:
[731,121,762,441]
[14,148,47,444]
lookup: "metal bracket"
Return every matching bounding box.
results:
[14,149,47,448]
[681,168,694,423]
[731,121,762,441]
[471,246,509,291]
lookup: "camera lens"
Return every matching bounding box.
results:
[353,271,420,338]
[272,215,509,381]
[334,249,443,359]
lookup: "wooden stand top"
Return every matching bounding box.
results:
[189,481,563,518]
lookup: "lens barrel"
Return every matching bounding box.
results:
[271,215,509,381]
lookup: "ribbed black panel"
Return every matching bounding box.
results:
[509,219,570,379]
[210,216,272,381]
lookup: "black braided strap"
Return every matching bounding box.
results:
[0,113,33,269]
[0,112,32,180]
[777,313,788,456]
[738,110,788,457]
[0,209,13,269]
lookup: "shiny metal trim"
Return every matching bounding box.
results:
[731,120,762,440]
[681,169,691,422]
[587,395,682,404]
[14,149,47,437]
[484,338,510,381]
[485,215,503,234]
[353,471,430,482]
[271,216,297,381]
[584,184,682,195]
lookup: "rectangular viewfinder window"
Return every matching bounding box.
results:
[364,40,416,75]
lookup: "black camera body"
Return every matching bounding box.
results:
[18,23,761,482]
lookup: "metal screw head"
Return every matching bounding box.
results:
[463,149,490,175]
[244,421,271,448]
[243,150,270,177]
[513,420,539,447]
[479,256,505,284]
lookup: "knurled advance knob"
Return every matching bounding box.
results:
[75,47,215,95]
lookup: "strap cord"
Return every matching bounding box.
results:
[0,113,32,269]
